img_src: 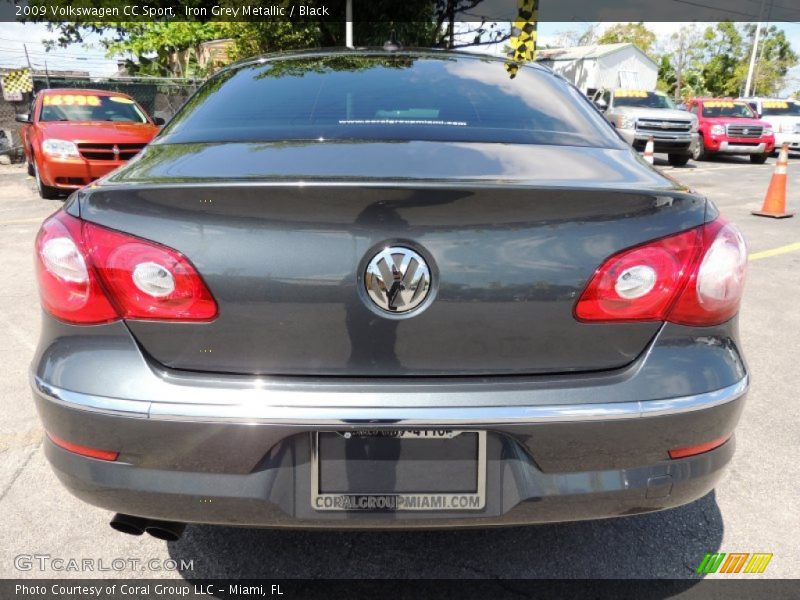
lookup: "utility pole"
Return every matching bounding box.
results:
[23,43,33,72]
[744,25,762,97]
[44,58,51,88]
[345,0,353,48]
[744,0,768,97]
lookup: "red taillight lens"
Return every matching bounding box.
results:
[35,211,217,323]
[84,224,217,321]
[35,212,118,324]
[575,218,746,326]
[668,222,748,326]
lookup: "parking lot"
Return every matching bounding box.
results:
[0,154,798,580]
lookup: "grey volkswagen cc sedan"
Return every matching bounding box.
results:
[31,50,748,539]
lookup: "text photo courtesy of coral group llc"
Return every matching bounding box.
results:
[0,0,799,597]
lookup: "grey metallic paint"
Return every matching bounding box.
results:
[33,51,748,528]
[80,143,708,376]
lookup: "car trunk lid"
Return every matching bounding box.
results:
[80,141,705,376]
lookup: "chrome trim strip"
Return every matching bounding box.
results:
[33,378,150,418]
[32,375,748,426]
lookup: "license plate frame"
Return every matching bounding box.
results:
[310,430,486,512]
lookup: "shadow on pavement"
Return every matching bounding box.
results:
[169,491,722,580]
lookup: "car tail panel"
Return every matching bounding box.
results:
[77,174,706,376]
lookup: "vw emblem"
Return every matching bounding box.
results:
[661,122,669,129]
[364,247,431,314]
[743,128,750,135]
[112,145,120,158]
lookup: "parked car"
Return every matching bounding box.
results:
[17,88,163,199]
[31,51,748,538]
[687,98,775,163]
[738,97,800,152]
[592,88,699,166]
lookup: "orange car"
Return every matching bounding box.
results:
[17,88,163,198]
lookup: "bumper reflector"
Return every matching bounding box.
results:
[47,432,119,461]
[668,434,731,459]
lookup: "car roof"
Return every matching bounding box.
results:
[38,88,131,97]
[223,47,551,76]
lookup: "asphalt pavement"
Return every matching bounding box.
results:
[0,154,798,580]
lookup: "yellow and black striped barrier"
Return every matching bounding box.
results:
[505,0,538,79]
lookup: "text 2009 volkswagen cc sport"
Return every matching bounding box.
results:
[31,50,748,540]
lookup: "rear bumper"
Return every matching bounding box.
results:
[40,420,738,529]
[31,315,749,528]
[39,156,125,190]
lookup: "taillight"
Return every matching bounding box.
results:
[575,218,746,326]
[84,223,217,320]
[35,211,217,324]
[35,213,118,324]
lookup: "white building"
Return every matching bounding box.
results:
[536,43,658,96]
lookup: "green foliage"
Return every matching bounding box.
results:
[657,25,704,100]
[32,0,508,78]
[654,22,797,99]
[742,24,798,97]
[699,22,744,96]
[598,22,657,57]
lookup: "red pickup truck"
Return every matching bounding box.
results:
[17,88,162,198]
[687,98,775,163]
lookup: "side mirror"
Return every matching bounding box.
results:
[153,116,166,126]
[594,98,608,111]
[15,113,31,123]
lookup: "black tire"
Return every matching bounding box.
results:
[27,160,34,176]
[692,135,706,161]
[750,154,769,165]
[33,159,61,199]
[668,154,691,167]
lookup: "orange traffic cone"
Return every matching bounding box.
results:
[643,136,655,165]
[753,143,794,218]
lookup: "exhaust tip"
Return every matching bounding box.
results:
[110,513,148,536]
[145,521,186,542]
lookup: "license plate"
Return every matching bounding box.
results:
[310,430,486,511]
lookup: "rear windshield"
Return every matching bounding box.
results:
[613,90,675,109]
[160,54,621,147]
[760,100,800,116]
[40,93,148,123]
[701,101,754,118]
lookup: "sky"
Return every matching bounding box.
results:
[0,22,119,77]
[2,20,800,91]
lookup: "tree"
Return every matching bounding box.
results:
[745,24,798,96]
[695,22,798,97]
[659,25,704,101]
[598,22,656,57]
[550,23,599,48]
[35,0,514,76]
[699,22,744,96]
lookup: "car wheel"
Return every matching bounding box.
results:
[27,160,34,177]
[691,136,706,161]
[33,159,61,200]
[668,154,691,167]
[750,154,769,165]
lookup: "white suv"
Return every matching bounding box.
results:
[739,97,800,151]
